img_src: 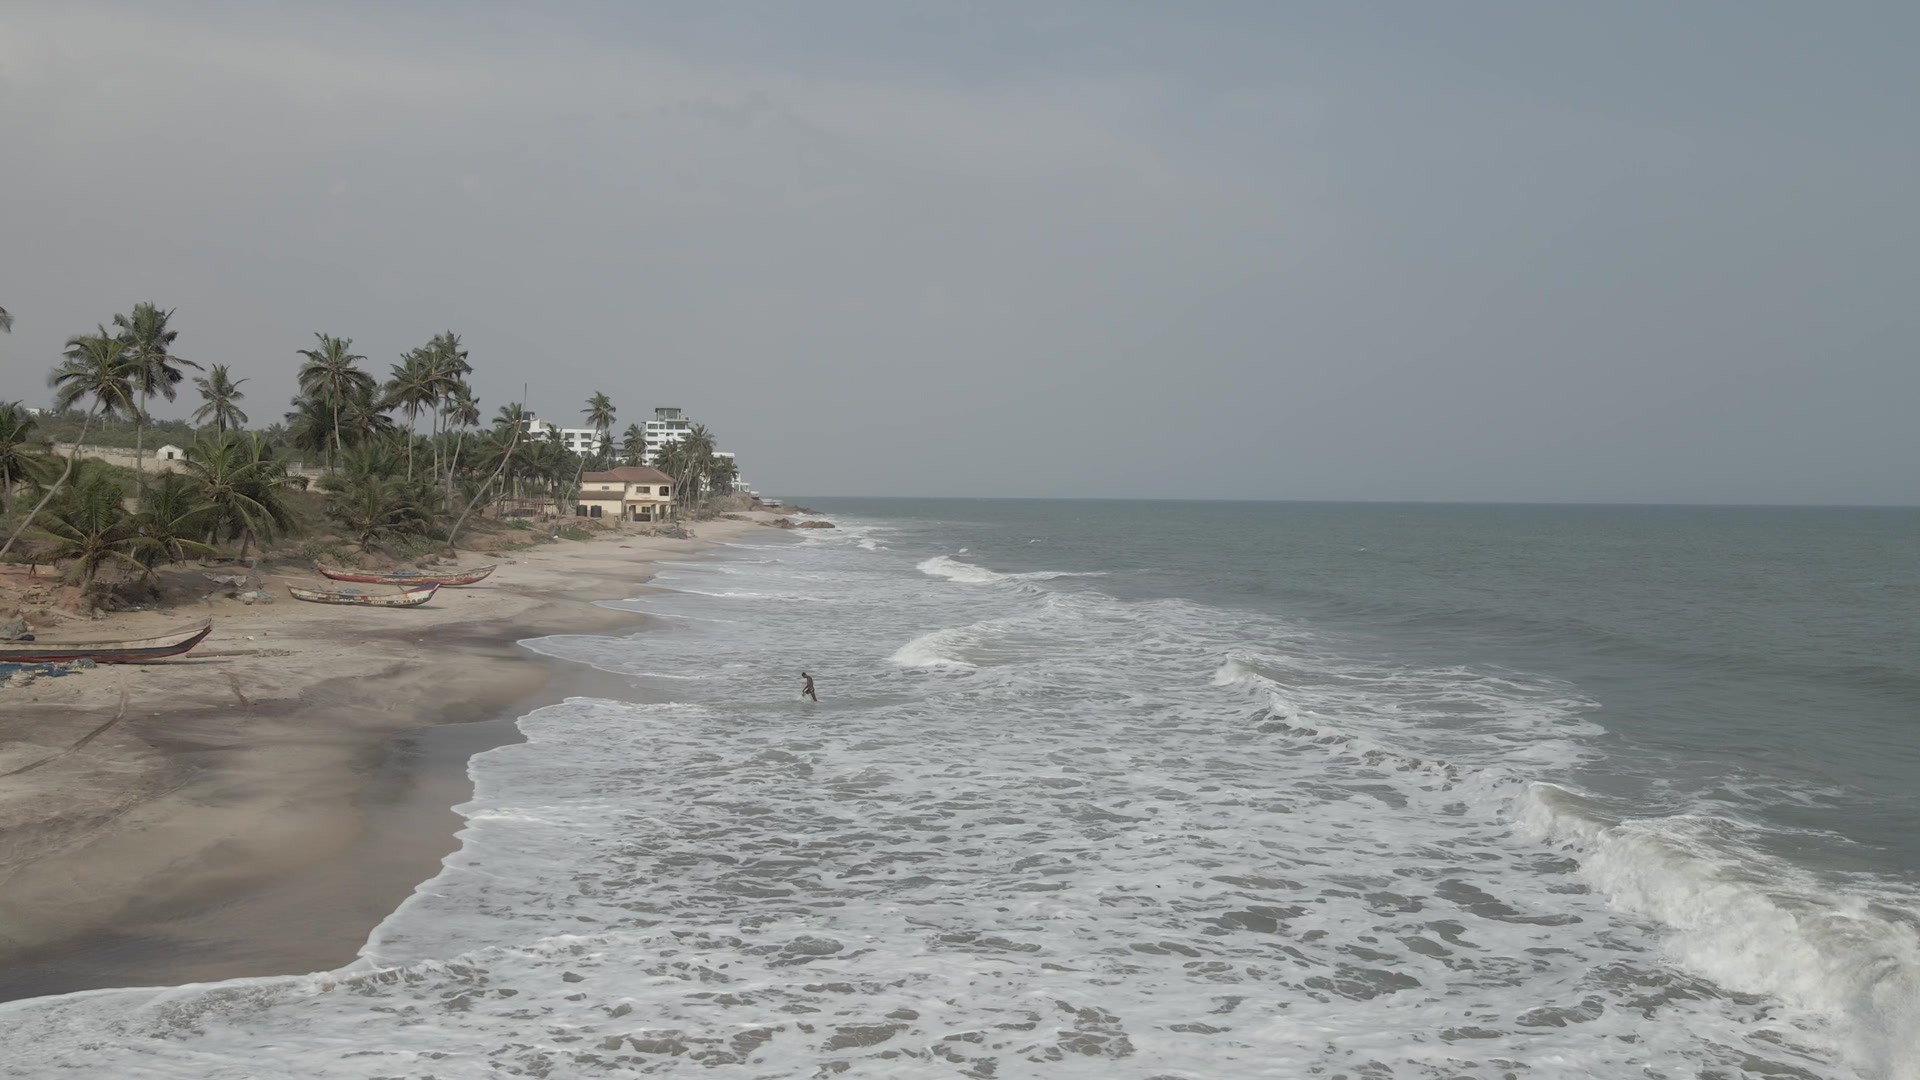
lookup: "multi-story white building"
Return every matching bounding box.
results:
[640,407,692,465]
[522,415,609,456]
[640,408,749,494]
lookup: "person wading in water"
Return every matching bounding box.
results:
[800,671,818,702]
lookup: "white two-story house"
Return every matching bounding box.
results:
[575,466,675,521]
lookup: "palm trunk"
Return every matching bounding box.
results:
[445,420,521,556]
[134,388,147,494]
[0,410,93,562]
[331,403,343,473]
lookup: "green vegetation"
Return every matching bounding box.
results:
[0,303,746,594]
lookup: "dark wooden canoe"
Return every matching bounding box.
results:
[287,583,438,607]
[0,620,213,664]
[315,564,497,587]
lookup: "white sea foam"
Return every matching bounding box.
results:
[0,529,1901,1079]
[916,554,1006,583]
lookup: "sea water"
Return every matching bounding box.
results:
[2,500,1915,1079]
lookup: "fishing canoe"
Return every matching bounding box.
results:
[0,619,213,664]
[314,564,497,587]
[287,583,439,607]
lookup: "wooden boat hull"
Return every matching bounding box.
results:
[287,583,439,607]
[314,564,496,587]
[0,620,213,664]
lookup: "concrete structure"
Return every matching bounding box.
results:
[575,466,675,521]
[155,444,185,462]
[640,407,692,465]
[640,407,749,493]
[522,415,609,457]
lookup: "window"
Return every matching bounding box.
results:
[660,486,670,497]
[633,485,650,494]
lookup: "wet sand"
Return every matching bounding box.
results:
[0,517,772,1000]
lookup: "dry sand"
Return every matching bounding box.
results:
[0,515,776,1000]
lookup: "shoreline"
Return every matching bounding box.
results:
[0,516,775,1002]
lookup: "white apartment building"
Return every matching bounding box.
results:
[522,415,609,456]
[640,407,692,465]
[640,408,749,494]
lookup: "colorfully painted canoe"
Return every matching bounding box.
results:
[287,583,439,607]
[0,620,213,664]
[314,564,497,587]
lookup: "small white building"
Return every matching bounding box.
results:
[155,444,185,463]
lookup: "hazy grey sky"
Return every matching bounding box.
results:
[2,2,1915,503]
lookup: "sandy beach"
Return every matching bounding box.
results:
[0,515,775,1001]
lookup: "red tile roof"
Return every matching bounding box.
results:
[581,466,674,485]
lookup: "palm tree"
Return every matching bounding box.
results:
[384,349,436,480]
[192,364,249,433]
[0,401,53,511]
[619,423,647,466]
[325,476,431,552]
[441,384,481,495]
[445,402,527,554]
[661,424,717,512]
[0,305,12,332]
[423,331,470,484]
[114,303,199,491]
[295,333,374,470]
[0,329,139,562]
[133,473,217,572]
[566,392,617,516]
[31,465,159,587]
[181,431,299,559]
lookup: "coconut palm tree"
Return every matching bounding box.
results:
[181,431,299,559]
[295,333,374,470]
[564,392,617,515]
[31,465,159,587]
[441,383,481,494]
[113,303,198,491]
[191,364,249,433]
[445,402,527,554]
[0,330,140,562]
[0,305,12,332]
[384,349,437,480]
[0,401,53,511]
[133,473,217,572]
[619,423,647,466]
[423,331,470,482]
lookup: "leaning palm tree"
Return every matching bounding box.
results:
[113,302,199,491]
[445,402,527,554]
[191,364,249,433]
[295,333,374,470]
[0,330,139,562]
[0,401,53,511]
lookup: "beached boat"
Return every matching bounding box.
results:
[314,563,497,587]
[0,619,213,664]
[287,583,439,607]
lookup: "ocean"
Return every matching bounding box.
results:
[2,499,1915,1078]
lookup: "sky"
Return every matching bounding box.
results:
[1,1,1915,504]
